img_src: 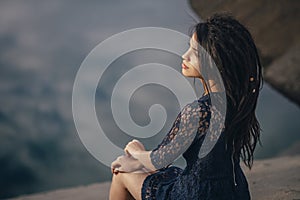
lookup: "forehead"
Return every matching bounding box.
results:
[190,32,197,44]
[192,32,197,41]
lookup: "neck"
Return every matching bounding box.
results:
[200,78,223,95]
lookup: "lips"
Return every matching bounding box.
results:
[182,63,189,69]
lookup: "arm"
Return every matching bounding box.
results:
[125,149,156,171]
[111,139,147,173]
[111,154,145,174]
[126,101,210,171]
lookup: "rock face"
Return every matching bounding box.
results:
[10,156,300,200]
[189,0,300,106]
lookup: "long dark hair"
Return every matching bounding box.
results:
[193,13,263,169]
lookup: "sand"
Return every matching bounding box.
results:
[10,155,300,200]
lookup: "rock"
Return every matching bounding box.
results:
[264,44,300,104]
[189,0,300,106]
[10,156,300,200]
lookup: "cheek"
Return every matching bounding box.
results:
[190,54,199,68]
[190,59,200,74]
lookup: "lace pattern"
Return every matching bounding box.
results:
[141,93,250,200]
[150,98,211,170]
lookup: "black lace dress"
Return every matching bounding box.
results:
[141,92,251,200]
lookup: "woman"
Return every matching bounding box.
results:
[110,13,263,200]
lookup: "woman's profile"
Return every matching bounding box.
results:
[109,13,263,200]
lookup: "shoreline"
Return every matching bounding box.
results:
[10,155,300,200]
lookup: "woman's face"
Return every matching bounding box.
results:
[181,33,202,78]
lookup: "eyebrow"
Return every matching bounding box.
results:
[189,39,198,51]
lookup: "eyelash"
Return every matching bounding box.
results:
[187,43,198,53]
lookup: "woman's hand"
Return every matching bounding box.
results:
[124,139,145,158]
[111,155,143,174]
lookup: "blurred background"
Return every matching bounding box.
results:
[0,0,299,199]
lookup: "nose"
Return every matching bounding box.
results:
[181,51,189,62]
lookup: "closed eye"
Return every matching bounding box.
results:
[187,42,198,52]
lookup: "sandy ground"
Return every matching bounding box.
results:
[10,155,300,200]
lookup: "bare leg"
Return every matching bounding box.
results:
[109,172,151,200]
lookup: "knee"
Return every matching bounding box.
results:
[112,172,125,185]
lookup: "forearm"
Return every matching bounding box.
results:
[128,157,145,171]
[132,150,157,172]
[111,155,147,173]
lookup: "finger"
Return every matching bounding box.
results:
[124,145,130,154]
[111,160,121,170]
[118,166,124,173]
[111,167,114,174]
[125,149,131,156]
[133,139,142,146]
[116,167,127,174]
[113,169,119,175]
[111,164,120,174]
[132,139,145,150]
[117,155,123,161]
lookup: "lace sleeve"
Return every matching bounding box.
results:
[150,100,210,170]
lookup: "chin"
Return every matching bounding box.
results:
[182,70,189,77]
[182,72,192,77]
